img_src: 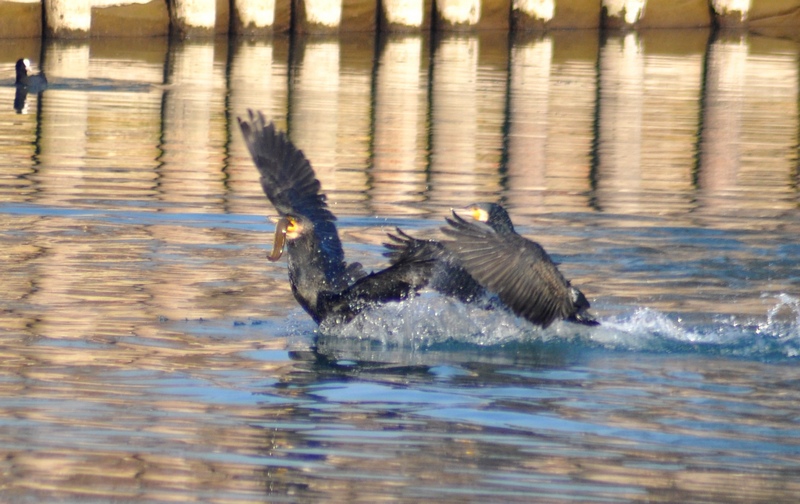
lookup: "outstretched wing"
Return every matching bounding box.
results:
[383,228,448,264]
[441,213,575,327]
[238,110,345,271]
[384,227,486,303]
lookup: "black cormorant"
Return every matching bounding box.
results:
[238,111,432,324]
[238,111,596,328]
[442,203,598,328]
[382,202,597,328]
[15,58,47,91]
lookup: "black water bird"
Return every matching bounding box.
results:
[382,202,598,328]
[15,58,47,92]
[237,111,595,327]
[238,110,432,324]
[441,203,598,328]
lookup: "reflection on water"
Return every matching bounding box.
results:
[1,30,799,502]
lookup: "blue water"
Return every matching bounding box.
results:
[2,30,800,502]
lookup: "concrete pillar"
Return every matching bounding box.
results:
[231,0,275,34]
[232,0,292,33]
[512,0,600,30]
[434,0,510,30]
[710,0,750,27]
[169,0,217,37]
[379,0,431,31]
[0,0,42,38]
[434,0,481,30]
[91,0,170,37]
[603,0,711,28]
[601,0,645,29]
[44,0,91,38]
[294,0,342,33]
[511,0,554,30]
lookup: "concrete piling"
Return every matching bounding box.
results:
[169,0,217,37]
[379,0,430,31]
[44,0,91,38]
[91,0,170,37]
[0,0,42,38]
[0,0,797,40]
[232,0,275,34]
[293,0,342,33]
[711,0,750,27]
[512,0,600,30]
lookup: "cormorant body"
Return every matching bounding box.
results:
[442,203,598,328]
[238,111,597,328]
[15,58,47,91]
[239,111,431,324]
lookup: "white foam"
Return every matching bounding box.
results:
[314,293,800,359]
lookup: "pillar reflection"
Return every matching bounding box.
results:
[697,34,799,217]
[428,33,506,209]
[228,37,290,215]
[160,40,228,211]
[505,31,598,216]
[594,33,645,214]
[289,36,372,214]
[371,35,429,215]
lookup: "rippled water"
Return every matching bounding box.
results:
[1,30,799,502]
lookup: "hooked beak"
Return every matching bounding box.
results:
[453,204,486,223]
[450,206,473,222]
[268,217,290,262]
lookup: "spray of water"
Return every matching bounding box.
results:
[313,293,800,360]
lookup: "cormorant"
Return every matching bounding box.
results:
[381,202,597,328]
[15,58,47,91]
[238,111,597,329]
[441,203,598,328]
[238,111,432,324]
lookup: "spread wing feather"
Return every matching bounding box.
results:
[441,213,574,327]
[238,110,345,269]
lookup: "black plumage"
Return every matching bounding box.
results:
[238,111,430,324]
[383,228,485,303]
[238,111,596,328]
[15,58,47,91]
[441,204,598,328]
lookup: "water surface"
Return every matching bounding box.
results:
[1,30,799,502]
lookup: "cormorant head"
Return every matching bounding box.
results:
[15,59,31,82]
[463,202,515,234]
[267,214,308,261]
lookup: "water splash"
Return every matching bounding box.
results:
[317,293,800,360]
[319,293,540,348]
